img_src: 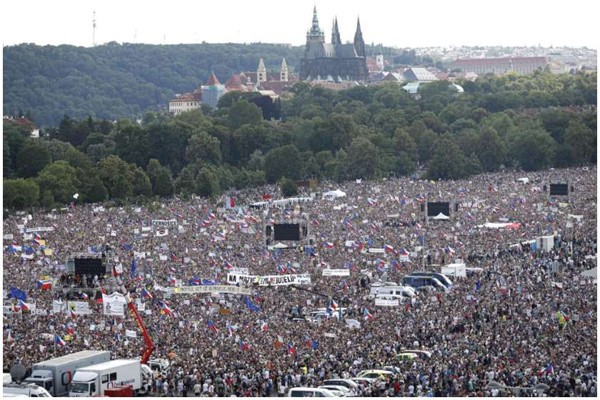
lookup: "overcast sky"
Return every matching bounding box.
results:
[1,0,598,48]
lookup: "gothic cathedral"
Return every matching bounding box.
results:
[299,7,369,82]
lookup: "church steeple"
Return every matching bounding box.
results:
[280,58,289,82]
[257,58,267,86]
[331,18,341,45]
[306,6,325,43]
[353,17,365,57]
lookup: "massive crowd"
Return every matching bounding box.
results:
[3,166,597,397]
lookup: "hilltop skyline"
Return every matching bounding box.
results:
[1,0,598,49]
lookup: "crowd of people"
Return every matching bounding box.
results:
[3,166,597,397]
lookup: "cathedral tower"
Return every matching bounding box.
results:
[353,17,366,58]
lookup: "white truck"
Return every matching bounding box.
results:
[69,359,144,397]
[23,350,110,396]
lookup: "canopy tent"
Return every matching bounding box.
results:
[516,177,529,184]
[323,189,346,199]
[432,213,449,220]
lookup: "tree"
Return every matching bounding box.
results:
[196,166,220,198]
[264,145,302,183]
[154,167,175,197]
[227,100,263,130]
[185,131,222,166]
[507,123,557,171]
[563,120,596,165]
[476,127,507,172]
[427,136,469,180]
[345,137,379,180]
[76,168,108,203]
[130,166,153,198]
[508,121,556,171]
[279,177,298,197]
[146,159,163,192]
[3,178,39,209]
[97,155,134,199]
[174,164,198,196]
[36,161,80,204]
[16,139,52,178]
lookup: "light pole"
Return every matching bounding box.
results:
[487,380,550,396]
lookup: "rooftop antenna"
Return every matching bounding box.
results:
[92,11,97,46]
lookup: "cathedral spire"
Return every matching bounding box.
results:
[353,17,365,57]
[307,6,325,43]
[331,17,341,45]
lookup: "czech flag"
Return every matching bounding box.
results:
[37,280,52,290]
[260,321,268,332]
[399,248,410,257]
[240,340,251,351]
[189,276,201,286]
[324,242,334,249]
[287,343,296,355]
[55,334,66,347]
[17,299,30,312]
[141,288,153,299]
[274,335,284,348]
[363,308,374,321]
[208,320,218,334]
[384,244,395,253]
[159,301,174,316]
[223,261,234,270]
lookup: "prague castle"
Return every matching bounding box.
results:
[299,7,369,82]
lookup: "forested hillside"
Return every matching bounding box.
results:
[3,69,596,211]
[3,42,304,127]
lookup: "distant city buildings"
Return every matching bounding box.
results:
[450,56,548,75]
[166,12,595,115]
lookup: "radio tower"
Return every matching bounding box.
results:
[92,11,97,46]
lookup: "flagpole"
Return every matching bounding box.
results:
[53,326,56,354]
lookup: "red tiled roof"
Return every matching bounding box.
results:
[205,72,221,86]
[225,74,244,89]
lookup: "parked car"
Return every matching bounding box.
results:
[357,369,395,380]
[318,385,349,396]
[288,387,336,397]
[322,378,359,391]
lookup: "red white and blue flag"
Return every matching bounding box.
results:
[37,280,52,290]
[55,334,66,347]
[208,319,219,334]
[364,308,374,321]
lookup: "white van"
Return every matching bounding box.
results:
[370,286,416,299]
[288,387,336,397]
[3,383,52,397]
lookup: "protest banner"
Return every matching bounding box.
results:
[68,301,92,315]
[171,285,251,295]
[322,269,350,276]
[227,273,312,287]
[375,298,400,307]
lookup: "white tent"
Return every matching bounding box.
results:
[432,212,449,220]
[323,189,346,200]
[516,177,529,184]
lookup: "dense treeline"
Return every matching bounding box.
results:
[3,70,597,210]
[3,42,305,127]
